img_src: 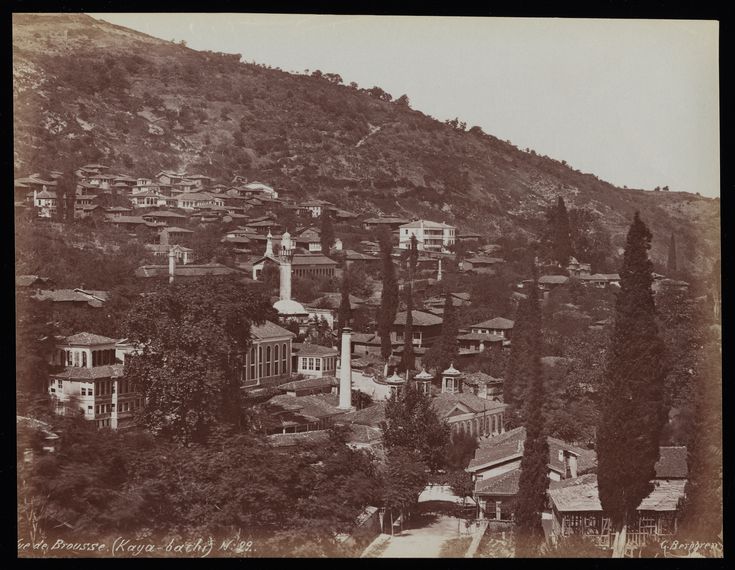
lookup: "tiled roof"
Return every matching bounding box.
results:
[33,289,109,305]
[107,215,148,225]
[161,226,194,233]
[144,210,187,218]
[432,392,507,419]
[474,469,521,496]
[539,275,569,285]
[63,332,118,346]
[338,402,387,427]
[393,310,443,327]
[266,393,344,421]
[297,344,339,357]
[654,446,688,479]
[251,320,295,340]
[135,264,242,278]
[292,254,338,266]
[548,475,687,513]
[279,376,338,392]
[463,371,502,386]
[267,430,331,447]
[465,256,505,265]
[51,364,124,380]
[400,219,454,229]
[467,428,525,471]
[471,317,514,330]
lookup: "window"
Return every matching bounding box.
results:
[315,358,321,371]
[266,346,271,377]
[274,344,279,375]
[66,351,72,366]
[88,387,93,396]
[57,379,62,389]
[81,388,87,396]
[82,352,87,367]
[258,347,263,378]
[74,351,80,367]
[282,343,287,373]
[88,406,93,411]
[250,347,256,380]
[558,450,564,463]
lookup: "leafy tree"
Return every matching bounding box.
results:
[380,447,427,531]
[15,295,56,396]
[319,208,335,253]
[54,168,76,222]
[122,277,274,445]
[444,430,478,470]
[666,233,677,275]
[596,212,668,557]
[381,383,450,470]
[423,292,459,373]
[513,279,549,556]
[377,227,399,360]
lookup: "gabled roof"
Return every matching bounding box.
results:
[474,469,522,496]
[279,376,338,392]
[142,210,187,218]
[33,289,109,306]
[250,320,295,340]
[457,332,504,342]
[292,254,338,266]
[338,401,387,427]
[432,392,506,419]
[393,310,443,327]
[297,344,339,357]
[16,275,52,287]
[471,317,514,330]
[63,332,118,346]
[539,275,569,285]
[161,226,194,233]
[51,364,124,380]
[400,219,455,229]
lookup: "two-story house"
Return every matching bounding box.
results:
[399,220,456,252]
[47,333,140,430]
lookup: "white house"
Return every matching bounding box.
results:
[399,220,456,252]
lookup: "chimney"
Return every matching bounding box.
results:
[338,327,353,410]
[168,248,176,284]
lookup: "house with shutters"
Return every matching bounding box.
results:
[469,317,514,342]
[47,333,141,430]
[467,427,597,522]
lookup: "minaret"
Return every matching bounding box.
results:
[265,229,274,258]
[338,327,353,410]
[168,248,176,284]
[437,258,443,282]
[279,231,294,302]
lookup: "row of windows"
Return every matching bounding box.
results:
[293,268,335,278]
[95,399,141,415]
[246,342,289,381]
[300,356,337,371]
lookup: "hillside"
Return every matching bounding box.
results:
[12,13,719,271]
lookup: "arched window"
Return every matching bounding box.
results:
[282,343,287,373]
[249,347,256,380]
[266,346,271,377]
[274,344,279,375]
[74,351,80,367]
[82,352,87,367]
[258,347,263,379]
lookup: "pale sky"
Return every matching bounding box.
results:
[90,14,720,197]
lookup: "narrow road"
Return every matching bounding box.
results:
[377,515,460,558]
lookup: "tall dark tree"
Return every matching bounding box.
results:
[596,212,668,557]
[377,228,399,361]
[319,208,335,253]
[513,277,549,556]
[399,284,415,373]
[504,265,543,427]
[550,196,573,266]
[338,268,352,330]
[423,292,458,373]
[666,233,678,274]
[54,169,76,222]
[677,331,722,543]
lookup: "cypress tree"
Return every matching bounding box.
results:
[377,227,399,361]
[423,291,458,373]
[596,212,668,557]
[666,233,677,275]
[338,268,352,330]
[319,208,335,253]
[399,283,415,373]
[504,264,541,427]
[552,196,573,266]
[513,278,548,556]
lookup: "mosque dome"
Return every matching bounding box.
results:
[273,298,308,316]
